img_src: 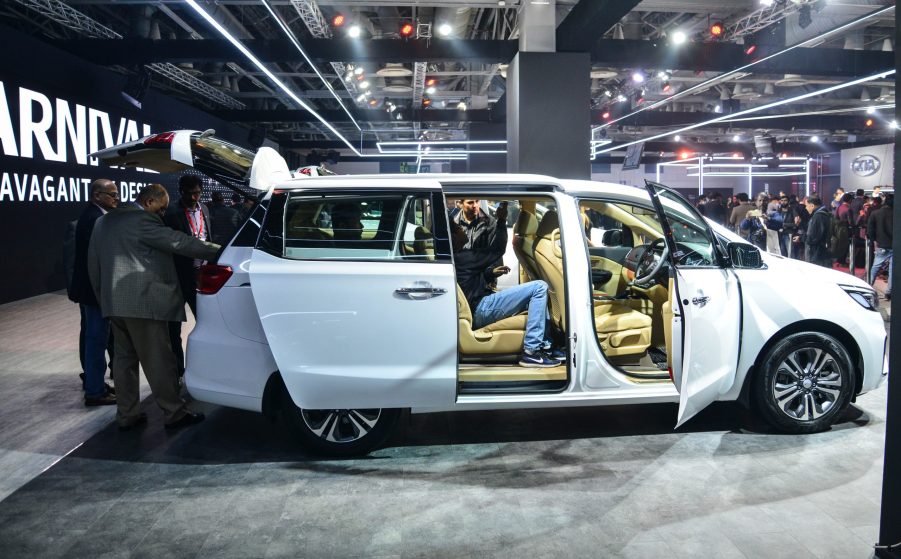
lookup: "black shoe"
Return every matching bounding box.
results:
[84,392,116,407]
[104,382,116,395]
[117,413,148,431]
[519,350,559,368]
[164,411,205,431]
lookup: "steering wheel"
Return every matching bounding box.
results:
[630,238,669,287]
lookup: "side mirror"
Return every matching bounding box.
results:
[601,229,622,246]
[728,242,765,269]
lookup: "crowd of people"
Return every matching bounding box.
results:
[66,177,255,430]
[697,187,893,298]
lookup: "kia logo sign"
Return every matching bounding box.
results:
[851,154,881,177]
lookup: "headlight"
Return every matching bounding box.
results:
[840,285,878,311]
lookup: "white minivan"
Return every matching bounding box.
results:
[95,131,888,455]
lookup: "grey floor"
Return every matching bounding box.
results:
[0,291,891,558]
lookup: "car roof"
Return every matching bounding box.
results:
[271,173,650,199]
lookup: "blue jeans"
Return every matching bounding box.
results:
[473,280,548,352]
[870,248,893,295]
[81,304,110,397]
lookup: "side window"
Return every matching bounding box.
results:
[266,191,450,262]
[581,205,634,248]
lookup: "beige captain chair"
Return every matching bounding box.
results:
[456,285,527,355]
[533,210,652,358]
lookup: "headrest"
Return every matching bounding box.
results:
[514,210,539,237]
[535,210,560,239]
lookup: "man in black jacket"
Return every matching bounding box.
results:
[804,195,833,267]
[867,194,893,299]
[164,175,213,376]
[69,179,119,405]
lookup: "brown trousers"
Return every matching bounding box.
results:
[109,317,188,426]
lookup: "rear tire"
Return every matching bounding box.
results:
[754,332,855,434]
[286,406,400,457]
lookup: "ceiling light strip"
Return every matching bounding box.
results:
[594,69,895,156]
[596,4,895,131]
[185,0,362,155]
[259,0,361,131]
[720,103,894,122]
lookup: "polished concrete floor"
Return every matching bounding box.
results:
[0,290,890,558]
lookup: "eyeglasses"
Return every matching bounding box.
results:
[99,191,120,198]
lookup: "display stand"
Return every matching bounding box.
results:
[655,156,811,196]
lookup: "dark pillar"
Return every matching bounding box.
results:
[506,51,591,179]
[877,12,901,556]
[468,122,506,173]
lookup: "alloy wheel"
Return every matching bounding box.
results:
[771,347,843,421]
[300,409,382,444]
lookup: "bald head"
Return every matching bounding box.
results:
[90,179,119,211]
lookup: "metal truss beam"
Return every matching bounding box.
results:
[57,37,893,78]
[556,0,643,52]
[14,0,243,109]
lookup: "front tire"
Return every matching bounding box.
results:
[286,406,401,456]
[754,332,855,434]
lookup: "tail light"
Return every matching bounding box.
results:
[197,264,233,295]
[143,132,176,146]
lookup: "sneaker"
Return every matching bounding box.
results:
[519,350,559,368]
[544,347,567,362]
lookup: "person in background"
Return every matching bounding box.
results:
[230,192,243,209]
[87,184,220,431]
[164,175,213,377]
[767,194,797,257]
[833,192,854,265]
[208,191,241,245]
[729,193,755,238]
[831,187,845,212]
[69,179,120,406]
[789,194,807,259]
[867,194,893,301]
[804,195,833,267]
[696,194,708,216]
[241,196,257,220]
[704,192,727,226]
[850,189,867,225]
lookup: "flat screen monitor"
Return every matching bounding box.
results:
[621,142,645,171]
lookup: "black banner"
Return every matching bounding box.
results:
[0,25,251,304]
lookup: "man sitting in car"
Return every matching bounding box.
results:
[451,199,563,368]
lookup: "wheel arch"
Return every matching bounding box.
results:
[737,319,863,409]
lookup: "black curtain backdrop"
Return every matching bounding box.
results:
[0,24,251,304]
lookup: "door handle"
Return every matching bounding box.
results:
[691,295,710,307]
[395,285,447,299]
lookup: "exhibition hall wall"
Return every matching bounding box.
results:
[0,26,250,304]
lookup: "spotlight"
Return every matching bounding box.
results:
[710,22,724,38]
[760,0,774,5]
[354,66,364,75]
[603,89,612,97]
[866,106,875,114]
[732,134,741,142]
[438,23,452,37]
[865,118,874,127]
[671,31,687,45]
[714,104,722,113]
[657,71,670,80]
[811,135,820,142]
[360,80,370,89]
[679,150,692,160]
[425,86,436,95]
[674,134,681,141]
[602,111,610,119]
[891,120,899,129]
[616,94,628,103]
[733,152,741,159]
[356,94,366,102]
[422,98,432,107]
[332,14,346,27]
[348,25,361,38]
[744,44,757,55]
[400,22,415,37]
[356,74,365,81]
[631,71,645,83]
[368,98,378,107]
[457,101,467,111]
[425,78,437,87]
[662,82,671,93]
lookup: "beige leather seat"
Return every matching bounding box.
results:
[513,210,540,282]
[456,285,526,355]
[533,210,652,357]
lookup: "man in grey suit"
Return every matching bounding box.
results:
[88,183,221,431]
